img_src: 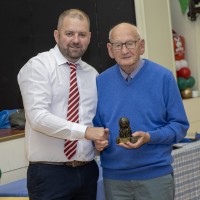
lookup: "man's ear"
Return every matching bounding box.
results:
[107,43,115,59]
[54,30,59,44]
[139,39,145,55]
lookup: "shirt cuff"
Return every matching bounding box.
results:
[70,123,87,140]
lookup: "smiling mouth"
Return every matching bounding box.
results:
[70,46,80,49]
[123,56,131,59]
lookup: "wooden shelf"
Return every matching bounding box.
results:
[0,129,24,142]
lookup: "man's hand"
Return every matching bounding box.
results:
[85,127,109,141]
[94,128,109,151]
[118,131,150,149]
[94,139,109,151]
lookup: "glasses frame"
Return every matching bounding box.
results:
[110,39,140,50]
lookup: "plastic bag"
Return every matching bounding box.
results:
[0,109,17,129]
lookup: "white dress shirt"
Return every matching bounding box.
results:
[18,45,99,162]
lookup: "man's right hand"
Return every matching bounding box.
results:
[85,127,108,141]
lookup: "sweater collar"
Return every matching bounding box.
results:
[119,58,145,80]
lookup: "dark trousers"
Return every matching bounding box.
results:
[27,160,99,200]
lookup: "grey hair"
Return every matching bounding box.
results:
[108,22,141,42]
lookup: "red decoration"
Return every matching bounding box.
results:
[173,30,195,97]
[173,30,185,60]
[176,67,191,79]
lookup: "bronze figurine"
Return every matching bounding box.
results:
[116,117,141,144]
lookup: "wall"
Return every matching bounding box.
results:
[135,0,175,75]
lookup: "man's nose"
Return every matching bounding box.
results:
[72,34,80,43]
[121,43,129,52]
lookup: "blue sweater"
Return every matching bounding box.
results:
[93,59,189,180]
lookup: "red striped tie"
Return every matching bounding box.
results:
[64,63,79,160]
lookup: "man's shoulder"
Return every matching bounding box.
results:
[27,49,55,64]
[19,49,56,74]
[32,49,54,61]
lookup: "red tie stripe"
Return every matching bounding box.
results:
[64,63,79,160]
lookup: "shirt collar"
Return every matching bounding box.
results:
[52,45,82,69]
[119,58,145,80]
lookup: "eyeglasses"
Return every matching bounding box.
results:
[110,39,140,50]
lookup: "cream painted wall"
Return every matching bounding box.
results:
[134,0,176,75]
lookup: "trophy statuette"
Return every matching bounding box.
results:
[116,117,141,144]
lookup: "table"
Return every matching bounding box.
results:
[172,140,200,200]
[0,129,24,142]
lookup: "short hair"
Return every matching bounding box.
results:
[57,9,90,30]
[108,22,141,41]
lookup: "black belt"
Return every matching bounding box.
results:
[29,160,92,167]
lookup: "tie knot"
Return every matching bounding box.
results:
[67,62,77,71]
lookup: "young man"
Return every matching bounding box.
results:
[18,9,108,199]
[93,23,189,200]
